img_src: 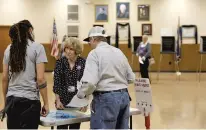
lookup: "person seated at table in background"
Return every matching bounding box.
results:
[136,35,151,80]
[53,37,86,130]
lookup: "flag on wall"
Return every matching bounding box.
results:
[51,19,59,58]
[176,17,182,62]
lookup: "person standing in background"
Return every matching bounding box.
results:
[136,35,151,80]
[2,20,49,129]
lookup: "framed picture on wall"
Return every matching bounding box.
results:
[138,5,150,21]
[182,27,196,38]
[142,24,152,35]
[95,5,108,22]
[116,2,130,19]
[118,25,129,41]
[67,5,79,22]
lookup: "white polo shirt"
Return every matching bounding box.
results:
[81,41,135,91]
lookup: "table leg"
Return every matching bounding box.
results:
[132,54,134,71]
[157,54,162,81]
[199,54,203,82]
[145,115,150,129]
[130,116,133,129]
[51,126,54,130]
[177,62,180,81]
[174,54,180,81]
[149,66,152,84]
[196,54,200,80]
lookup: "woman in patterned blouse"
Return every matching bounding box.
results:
[53,37,86,130]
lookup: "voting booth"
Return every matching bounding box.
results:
[197,36,206,81]
[161,36,175,53]
[133,36,142,53]
[132,36,142,70]
[157,36,177,80]
[200,36,206,52]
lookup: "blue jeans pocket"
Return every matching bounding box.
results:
[101,102,117,122]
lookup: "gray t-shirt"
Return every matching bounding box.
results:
[3,40,48,100]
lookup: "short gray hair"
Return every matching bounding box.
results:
[93,36,107,42]
[142,35,148,40]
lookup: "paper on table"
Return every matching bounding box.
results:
[66,95,89,108]
[139,56,144,64]
[66,81,89,108]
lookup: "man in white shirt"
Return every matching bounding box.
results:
[77,26,135,129]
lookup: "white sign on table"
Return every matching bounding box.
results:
[134,78,153,116]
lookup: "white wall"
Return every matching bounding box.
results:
[0,0,206,44]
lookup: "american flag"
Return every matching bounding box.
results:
[176,17,182,62]
[51,19,59,58]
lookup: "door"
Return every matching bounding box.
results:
[0,26,11,72]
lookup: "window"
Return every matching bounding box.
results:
[67,25,79,38]
[67,5,79,22]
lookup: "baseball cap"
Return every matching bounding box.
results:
[83,26,107,42]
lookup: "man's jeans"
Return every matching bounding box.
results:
[90,90,130,129]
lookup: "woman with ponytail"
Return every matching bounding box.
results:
[1,20,49,129]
